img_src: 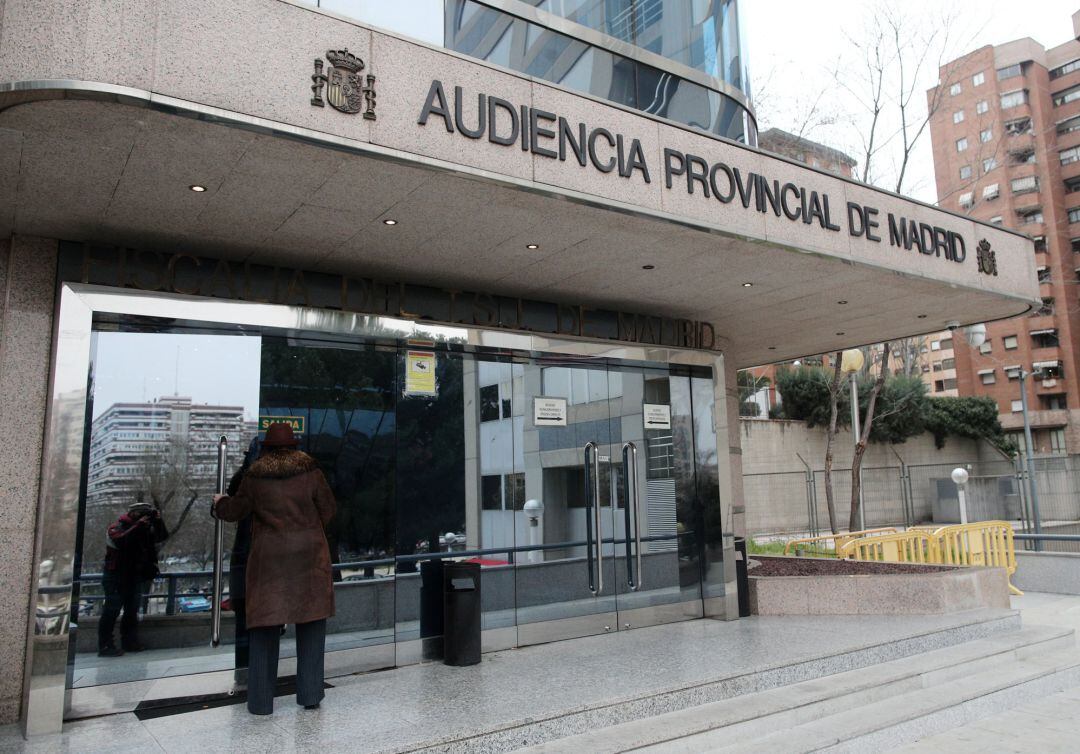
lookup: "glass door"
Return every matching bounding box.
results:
[514,359,620,645]
[609,367,704,629]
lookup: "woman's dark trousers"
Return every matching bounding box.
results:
[246,619,326,715]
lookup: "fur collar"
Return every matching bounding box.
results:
[247,449,319,479]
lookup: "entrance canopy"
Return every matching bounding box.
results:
[0,18,1038,367]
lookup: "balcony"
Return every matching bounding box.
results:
[999,409,1069,430]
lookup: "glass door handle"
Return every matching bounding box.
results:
[584,441,602,595]
[210,435,227,648]
[622,442,643,591]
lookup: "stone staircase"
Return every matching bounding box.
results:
[515,624,1080,753]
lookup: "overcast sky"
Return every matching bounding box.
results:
[744,0,1077,203]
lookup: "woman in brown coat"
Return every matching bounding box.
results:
[213,422,336,715]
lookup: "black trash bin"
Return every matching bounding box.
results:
[734,537,751,617]
[419,559,445,660]
[443,561,481,666]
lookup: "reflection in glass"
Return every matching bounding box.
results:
[446,0,754,142]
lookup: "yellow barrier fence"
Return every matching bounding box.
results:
[783,528,898,558]
[837,530,940,564]
[933,521,1023,596]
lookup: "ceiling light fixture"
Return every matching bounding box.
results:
[382,219,398,226]
[526,243,539,249]
[917,314,928,319]
[836,331,845,336]
[837,300,848,305]
[642,264,655,270]
[768,346,776,350]
[189,185,206,192]
[742,282,753,288]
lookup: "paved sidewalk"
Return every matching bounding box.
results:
[886,592,1080,754]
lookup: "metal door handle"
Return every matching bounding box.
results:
[622,442,643,591]
[210,435,227,648]
[584,441,602,595]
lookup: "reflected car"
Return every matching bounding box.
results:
[177,596,212,613]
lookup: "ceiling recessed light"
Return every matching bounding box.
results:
[642,264,655,270]
[917,314,928,319]
[382,219,398,226]
[837,300,848,305]
[189,185,206,192]
[836,331,845,336]
[768,346,776,350]
[526,243,539,249]
[742,282,753,288]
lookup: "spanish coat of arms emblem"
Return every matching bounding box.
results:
[311,48,376,119]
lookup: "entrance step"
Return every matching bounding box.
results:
[389,609,1022,753]
[516,624,1077,754]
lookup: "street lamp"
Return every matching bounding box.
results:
[840,348,866,531]
[964,324,1043,550]
[951,467,970,525]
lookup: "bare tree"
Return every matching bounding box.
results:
[849,342,892,530]
[822,353,845,534]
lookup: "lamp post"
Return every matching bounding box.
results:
[951,467,969,525]
[840,348,866,531]
[964,324,1042,551]
[1018,369,1044,550]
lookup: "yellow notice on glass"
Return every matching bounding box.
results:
[405,350,437,396]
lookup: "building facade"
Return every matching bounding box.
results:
[0,0,1037,735]
[928,11,1080,453]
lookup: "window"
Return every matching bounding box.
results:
[1033,236,1047,252]
[989,215,1003,225]
[979,127,993,143]
[934,380,945,391]
[479,384,500,422]
[1000,90,1028,109]
[1005,365,1021,380]
[1060,146,1080,166]
[1036,360,1064,379]
[481,474,502,510]
[1070,207,1080,224]
[956,137,968,152]
[1035,297,1055,316]
[953,110,965,123]
[1072,238,1080,253]
[958,192,974,208]
[979,369,996,384]
[1011,175,1039,194]
[1053,84,1080,107]
[1004,335,1019,350]
[1057,115,1080,135]
[982,183,999,200]
[982,157,998,172]
[942,378,957,390]
[1037,266,1051,283]
[931,340,941,351]
[950,82,962,95]
[1051,59,1080,79]
[979,340,992,354]
[932,361,943,372]
[1010,147,1035,164]
[1020,209,1044,225]
[1067,176,1080,194]
[941,358,955,370]
[975,100,989,115]
[1040,394,1067,410]
[959,165,972,180]
[997,63,1023,80]
[973,71,985,86]
[1011,400,1024,413]
[1005,117,1031,135]
[1050,429,1067,454]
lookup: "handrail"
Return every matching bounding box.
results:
[783,528,899,557]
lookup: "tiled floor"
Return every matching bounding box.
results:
[0,609,1015,754]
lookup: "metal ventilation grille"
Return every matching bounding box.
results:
[646,478,677,552]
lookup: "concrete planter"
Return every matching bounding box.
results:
[748,556,1010,615]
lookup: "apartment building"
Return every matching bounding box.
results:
[928,11,1080,454]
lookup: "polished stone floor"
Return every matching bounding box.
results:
[0,607,1022,754]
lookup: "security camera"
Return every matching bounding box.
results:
[946,321,961,331]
